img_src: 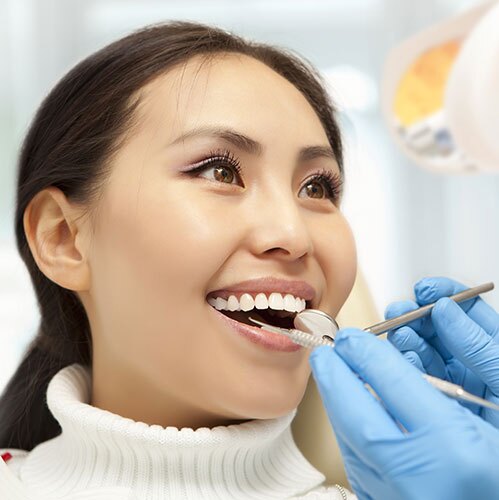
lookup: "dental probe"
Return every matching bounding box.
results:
[363,282,495,336]
[247,316,499,412]
[291,281,494,342]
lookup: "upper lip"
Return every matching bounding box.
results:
[206,276,317,307]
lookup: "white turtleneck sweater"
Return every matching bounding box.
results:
[0,363,356,500]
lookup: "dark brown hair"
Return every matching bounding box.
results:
[0,20,343,450]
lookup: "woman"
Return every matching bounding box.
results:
[0,21,357,499]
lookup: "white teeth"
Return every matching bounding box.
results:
[284,294,297,311]
[227,295,239,311]
[254,293,268,309]
[214,297,227,310]
[207,292,307,313]
[239,293,254,312]
[295,297,302,311]
[268,292,284,310]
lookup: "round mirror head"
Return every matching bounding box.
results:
[294,309,339,341]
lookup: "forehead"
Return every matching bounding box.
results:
[133,52,330,146]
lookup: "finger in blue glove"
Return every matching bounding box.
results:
[432,297,499,421]
[387,326,445,376]
[401,350,425,372]
[415,276,498,337]
[384,298,452,359]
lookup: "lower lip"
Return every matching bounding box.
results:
[208,305,302,352]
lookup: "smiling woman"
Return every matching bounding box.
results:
[0,20,357,499]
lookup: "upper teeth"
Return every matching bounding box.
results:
[207,292,306,313]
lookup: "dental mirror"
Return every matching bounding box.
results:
[294,309,339,341]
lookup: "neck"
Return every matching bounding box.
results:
[20,363,326,499]
[90,372,251,430]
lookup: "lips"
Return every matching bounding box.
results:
[208,305,302,352]
[206,276,317,307]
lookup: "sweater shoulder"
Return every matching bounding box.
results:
[1,449,358,500]
[1,448,29,476]
[0,448,31,500]
[1,450,137,500]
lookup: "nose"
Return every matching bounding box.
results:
[245,183,314,261]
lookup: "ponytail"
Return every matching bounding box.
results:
[0,278,91,449]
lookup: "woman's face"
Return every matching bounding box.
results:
[79,53,357,428]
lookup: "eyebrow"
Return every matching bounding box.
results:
[170,125,339,164]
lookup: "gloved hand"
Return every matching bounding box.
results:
[384,276,499,427]
[309,328,499,500]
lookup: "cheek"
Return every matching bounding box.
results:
[135,184,239,300]
[319,216,357,314]
[88,180,236,349]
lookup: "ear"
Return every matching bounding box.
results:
[23,186,91,291]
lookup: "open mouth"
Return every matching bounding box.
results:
[211,305,307,331]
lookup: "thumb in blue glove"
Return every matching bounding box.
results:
[309,327,499,500]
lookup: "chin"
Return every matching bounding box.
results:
[243,406,298,421]
[229,390,305,421]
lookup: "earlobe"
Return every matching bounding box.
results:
[23,186,91,291]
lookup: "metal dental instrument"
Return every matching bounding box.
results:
[294,309,339,342]
[293,282,494,341]
[248,316,499,412]
[248,281,499,412]
[363,282,495,336]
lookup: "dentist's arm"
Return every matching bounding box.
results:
[385,276,499,427]
[309,328,499,500]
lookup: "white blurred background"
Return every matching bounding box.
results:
[1,0,498,392]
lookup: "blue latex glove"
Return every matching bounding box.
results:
[309,328,499,500]
[384,276,499,427]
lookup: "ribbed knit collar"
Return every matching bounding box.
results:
[19,363,326,499]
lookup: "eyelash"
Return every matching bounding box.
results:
[186,148,344,204]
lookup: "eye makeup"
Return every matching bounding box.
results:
[183,147,344,204]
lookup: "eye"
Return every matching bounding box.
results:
[186,148,243,186]
[299,169,344,204]
[185,149,344,204]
